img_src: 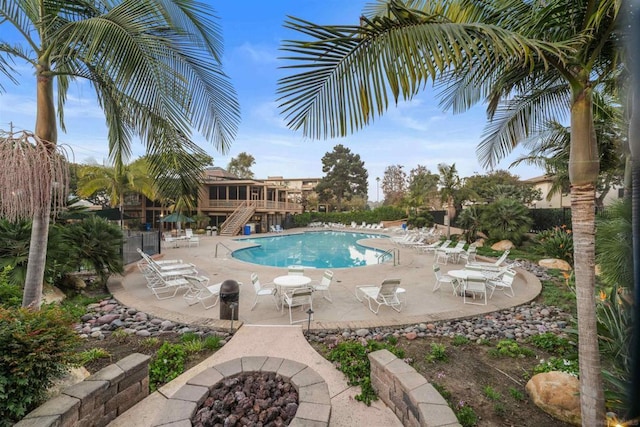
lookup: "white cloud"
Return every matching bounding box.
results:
[236,42,278,64]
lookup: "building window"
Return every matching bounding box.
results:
[618,188,624,198]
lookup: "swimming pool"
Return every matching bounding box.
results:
[232,231,388,268]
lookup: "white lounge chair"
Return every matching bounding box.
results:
[467,250,510,270]
[355,278,403,314]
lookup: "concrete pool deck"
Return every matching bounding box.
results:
[107,228,541,427]
[110,228,541,331]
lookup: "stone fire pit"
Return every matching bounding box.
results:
[151,356,331,426]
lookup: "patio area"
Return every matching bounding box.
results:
[110,229,542,331]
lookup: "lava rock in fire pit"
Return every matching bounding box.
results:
[192,372,298,426]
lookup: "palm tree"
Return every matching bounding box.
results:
[437,163,460,227]
[276,1,623,424]
[0,1,239,309]
[76,159,156,228]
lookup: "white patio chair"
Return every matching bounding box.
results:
[458,243,478,264]
[432,265,458,295]
[282,286,314,324]
[462,276,489,305]
[311,270,334,302]
[488,269,517,297]
[355,278,403,314]
[250,273,278,310]
[288,266,305,276]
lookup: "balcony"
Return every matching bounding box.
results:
[207,200,303,213]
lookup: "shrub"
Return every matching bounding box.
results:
[480,198,532,245]
[489,340,534,358]
[149,342,187,391]
[532,357,579,377]
[535,225,574,265]
[456,206,483,243]
[426,343,448,363]
[0,306,81,425]
[327,339,404,405]
[455,401,478,427]
[528,332,575,357]
[0,267,21,307]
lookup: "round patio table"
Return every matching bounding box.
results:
[273,275,311,289]
[273,275,312,310]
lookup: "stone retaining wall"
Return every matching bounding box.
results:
[151,356,331,426]
[369,349,461,427]
[16,353,150,427]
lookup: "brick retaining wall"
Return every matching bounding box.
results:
[15,353,150,427]
[369,349,461,427]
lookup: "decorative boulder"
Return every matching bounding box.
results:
[42,283,66,304]
[539,258,572,271]
[491,240,514,251]
[474,238,485,247]
[526,371,581,426]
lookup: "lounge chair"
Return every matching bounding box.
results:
[466,250,510,270]
[355,278,403,314]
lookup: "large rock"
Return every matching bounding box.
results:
[526,371,581,426]
[47,366,91,399]
[42,283,66,304]
[491,240,514,251]
[539,258,572,271]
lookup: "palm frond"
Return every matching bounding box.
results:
[277,0,571,139]
[477,82,571,168]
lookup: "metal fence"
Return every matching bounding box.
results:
[122,231,160,265]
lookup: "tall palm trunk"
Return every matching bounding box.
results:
[22,66,56,309]
[570,89,605,426]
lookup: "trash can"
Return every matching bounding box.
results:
[206,226,212,236]
[219,279,240,320]
[243,225,251,235]
[144,223,151,231]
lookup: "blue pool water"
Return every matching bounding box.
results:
[232,231,388,268]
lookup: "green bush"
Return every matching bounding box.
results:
[535,225,574,265]
[532,356,579,377]
[0,267,21,307]
[527,332,575,357]
[327,340,404,405]
[0,306,81,425]
[149,342,187,391]
[480,198,532,245]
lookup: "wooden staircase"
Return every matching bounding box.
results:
[219,202,256,236]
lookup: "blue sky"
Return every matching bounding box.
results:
[0,0,542,201]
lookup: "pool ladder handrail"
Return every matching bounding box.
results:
[377,248,399,266]
[215,242,233,258]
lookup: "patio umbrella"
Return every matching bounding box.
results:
[160,212,194,223]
